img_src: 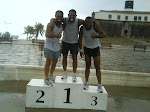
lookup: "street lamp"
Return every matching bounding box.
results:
[4,21,11,38]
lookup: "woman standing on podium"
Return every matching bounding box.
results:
[44,10,64,86]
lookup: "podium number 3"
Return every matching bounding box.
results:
[36,90,45,103]
[91,96,97,106]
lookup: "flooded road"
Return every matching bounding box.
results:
[0,80,150,112]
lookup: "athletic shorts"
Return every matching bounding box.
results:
[61,41,78,55]
[84,46,100,58]
[44,48,60,59]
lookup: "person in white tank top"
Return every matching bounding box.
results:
[79,17,107,93]
[44,10,63,86]
[61,9,84,82]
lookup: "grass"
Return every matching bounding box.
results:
[99,36,136,45]
[132,37,150,41]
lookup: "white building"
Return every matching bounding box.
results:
[94,10,150,22]
[92,0,150,37]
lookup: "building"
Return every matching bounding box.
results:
[92,0,150,37]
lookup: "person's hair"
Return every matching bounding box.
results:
[55,10,63,16]
[85,16,93,20]
[69,9,76,15]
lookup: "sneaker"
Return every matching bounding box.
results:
[97,84,103,93]
[48,76,55,83]
[72,75,77,82]
[61,74,67,80]
[83,82,89,90]
[44,79,53,86]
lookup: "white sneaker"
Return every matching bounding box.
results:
[44,79,53,86]
[97,84,103,93]
[61,72,68,80]
[83,82,89,90]
[48,76,55,83]
[72,75,77,82]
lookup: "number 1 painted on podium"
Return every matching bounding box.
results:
[64,88,72,104]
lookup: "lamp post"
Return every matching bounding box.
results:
[4,21,11,38]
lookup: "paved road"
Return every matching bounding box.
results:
[0,39,150,73]
[0,80,150,112]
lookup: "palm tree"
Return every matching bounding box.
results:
[34,22,45,40]
[24,25,35,40]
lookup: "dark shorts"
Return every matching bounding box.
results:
[84,46,100,58]
[61,41,78,55]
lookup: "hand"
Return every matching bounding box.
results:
[91,33,97,38]
[80,52,84,58]
[56,32,62,38]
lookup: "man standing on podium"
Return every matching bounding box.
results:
[79,17,107,93]
[44,10,64,86]
[61,9,84,82]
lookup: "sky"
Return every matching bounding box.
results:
[0,0,150,39]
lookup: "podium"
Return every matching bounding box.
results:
[26,76,108,110]
[26,79,54,108]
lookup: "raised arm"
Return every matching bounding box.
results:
[91,21,107,38]
[78,19,84,27]
[45,20,61,38]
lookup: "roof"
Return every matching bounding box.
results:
[94,10,150,14]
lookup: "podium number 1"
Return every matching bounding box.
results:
[64,88,72,104]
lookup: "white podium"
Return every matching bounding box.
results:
[26,77,108,110]
[54,76,83,109]
[26,79,54,108]
[82,86,108,110]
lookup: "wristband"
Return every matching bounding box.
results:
[80,49,83,52]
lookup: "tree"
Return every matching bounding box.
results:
[34,22,45,40]
[24,25,35,40]
[3,32,11,38]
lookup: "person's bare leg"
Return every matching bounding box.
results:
[85,55,91,82]
[44,57,52,79]
[62,54,67,72]
[72,54,77,73]
[49,59,58,76]
[94,56,101,84]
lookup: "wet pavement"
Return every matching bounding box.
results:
[0,80,150,112]
[0,39,150,112]
[0,39,150,73]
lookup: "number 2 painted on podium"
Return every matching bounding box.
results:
[36,90,45,103]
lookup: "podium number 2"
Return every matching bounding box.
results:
[64,88,72,104]
[91,96,97,106]
[36,90,45,103]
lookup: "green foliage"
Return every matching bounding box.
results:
[0,32,11,38]
[34,22,45,39]
[24,22,45,40]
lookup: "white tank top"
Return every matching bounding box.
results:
[62,18,79,44]
[83,24,99,49]
[45,23,63,51]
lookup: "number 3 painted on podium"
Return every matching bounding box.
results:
[91,96,97,106]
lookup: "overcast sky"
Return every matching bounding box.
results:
[0,0,150,38]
